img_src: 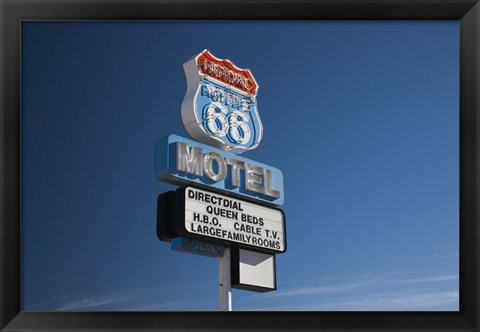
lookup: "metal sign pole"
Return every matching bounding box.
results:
[219,246,232,311]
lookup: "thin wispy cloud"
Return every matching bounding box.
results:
[261,273,458,299]
[358,291,459,310]
[389,252,458,261]
[400,275,458,284]
[26,272,458,311]
[54,288,154,311]
[243,291,459,311]
[56,294,137,311]
[26,282,216,311]
[264,283,362,298]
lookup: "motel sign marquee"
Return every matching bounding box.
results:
[155,50,286,296]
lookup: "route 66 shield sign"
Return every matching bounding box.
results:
[181,50,263,154]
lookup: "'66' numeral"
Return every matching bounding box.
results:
[203,102,251,144]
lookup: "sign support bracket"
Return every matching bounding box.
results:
[219,246,232,311]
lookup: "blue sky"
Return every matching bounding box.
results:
[21,21,458,311]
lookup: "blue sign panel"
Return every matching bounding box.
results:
[171,237,224,258]
[154,134,284,206]
[195,79,262,152]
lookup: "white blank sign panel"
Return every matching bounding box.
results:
[231,248,276,292]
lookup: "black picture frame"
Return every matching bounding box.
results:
[1,0,479,331]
